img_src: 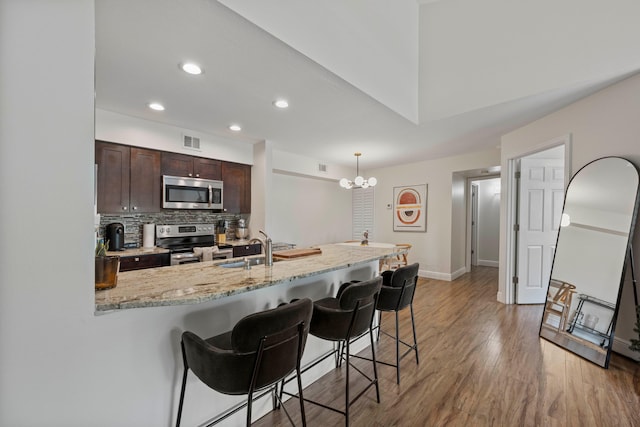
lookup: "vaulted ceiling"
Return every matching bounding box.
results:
[95,0,640,168]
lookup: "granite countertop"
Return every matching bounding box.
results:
[106,247,170,257]
[95,243,403,312]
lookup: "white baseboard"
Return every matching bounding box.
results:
[419,266,466,281]
[478,259,499,268]
[612,336,640,362]
[450,267,466,280]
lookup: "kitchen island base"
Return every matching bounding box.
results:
[173,262,378,426]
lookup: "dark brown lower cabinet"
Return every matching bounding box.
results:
[232,243,262,258]
[119,253,170,272]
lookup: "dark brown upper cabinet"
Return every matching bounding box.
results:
[97,141,250,213]
[129,147,162,212]
[161,152,221,180]
[95,141,161,213]
[221,161,251,213]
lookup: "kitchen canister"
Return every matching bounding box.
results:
[143,223,155,248]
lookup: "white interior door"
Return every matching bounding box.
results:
[516,158,564,303]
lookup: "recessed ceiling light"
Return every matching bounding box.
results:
[180,62,202,75]
[148,102,165,111]
[273,99,289,109]
[229,124,242,132]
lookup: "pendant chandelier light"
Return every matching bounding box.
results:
[339,152,377,189]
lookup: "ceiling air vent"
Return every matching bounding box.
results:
[183,134,201,150]
[318,163,327,173]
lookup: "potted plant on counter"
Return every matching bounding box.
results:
[95,239,120,290]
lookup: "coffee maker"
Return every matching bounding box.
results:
[106,222,125,251]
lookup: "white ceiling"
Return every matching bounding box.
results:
[95,0,640,169]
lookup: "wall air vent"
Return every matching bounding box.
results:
[318,163,327,173]
[183,134,201,150]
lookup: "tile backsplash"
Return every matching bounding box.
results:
[98,211,250,247]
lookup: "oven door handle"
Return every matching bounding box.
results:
[208,185,212,207]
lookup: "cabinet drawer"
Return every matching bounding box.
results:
[232,243,262,258]
[120,253,170,272]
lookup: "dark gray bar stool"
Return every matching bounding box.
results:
[176,298,313,427]
[284,277,382,427]
[373,263,420,384]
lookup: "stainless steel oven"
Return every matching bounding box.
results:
[162,175,223,210]
[155,223,233,265]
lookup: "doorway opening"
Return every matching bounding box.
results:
[466,176,501,273]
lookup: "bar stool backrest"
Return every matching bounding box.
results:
[310,277,382,342]
[182,298,313,395]
[339,277,383,338]
[385,263,419,310]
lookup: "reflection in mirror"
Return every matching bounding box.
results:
[539,157,640,368]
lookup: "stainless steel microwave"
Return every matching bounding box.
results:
[162,175,223,210]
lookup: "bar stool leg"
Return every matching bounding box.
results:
[345,338,350,427]
[246,392,253,426]
[395,310,401,385]
[297,363,307,427]
[369,326,380,403]
[176,344,188,427]
[410,303,419,364]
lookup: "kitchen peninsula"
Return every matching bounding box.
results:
[93,242,404,425]
[95,243,403,312]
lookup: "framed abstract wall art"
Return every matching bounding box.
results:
[393,184,427,232]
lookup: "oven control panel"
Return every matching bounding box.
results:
[156,224,215,238]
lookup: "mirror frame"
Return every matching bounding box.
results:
[539,156,640,368]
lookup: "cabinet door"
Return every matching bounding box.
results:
[96,141,130,213]
[130,147,161,212]
[221,161,251,213]
[161,152,194,177]
[232,243,261,258]
[119,253,170,272]
[194,157,222,180]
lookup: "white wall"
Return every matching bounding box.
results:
[476,178,501,266]
[370,148,501,279]
[270,173,352,247]
[0,1,99,424]
[96,109,254,165]
[500,72,640,359]
[251,141,272,235]
[273,148,353,181]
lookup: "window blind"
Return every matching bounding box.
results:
[352,187,375,241]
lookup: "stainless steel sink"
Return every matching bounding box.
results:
[218,256,277,268]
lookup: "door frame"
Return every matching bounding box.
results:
[466,175,500,273]
[471,183,478,268]
[502,134,572,304]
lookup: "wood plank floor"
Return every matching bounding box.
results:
[253,267,640,426]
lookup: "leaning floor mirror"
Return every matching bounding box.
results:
[539,156,640,368]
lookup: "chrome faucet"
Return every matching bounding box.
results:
[259,230,273,267]
[248,230,273,266]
